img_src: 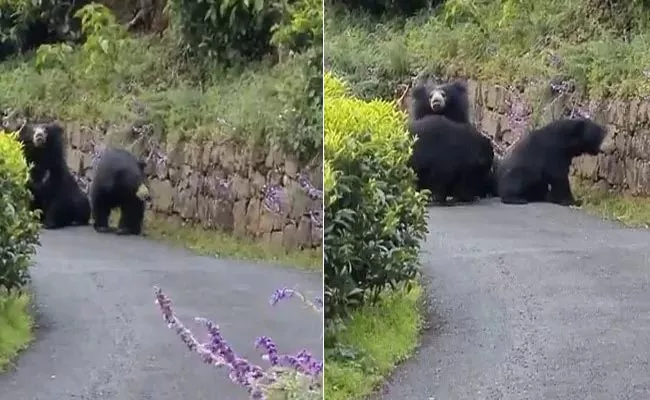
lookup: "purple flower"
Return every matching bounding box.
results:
[153,286,323,399]
[255,338,323,377]
[270,287,296,305]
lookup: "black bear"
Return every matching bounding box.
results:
[496,118,607,206]
[18,122,91,228]
[90,147,151,235]
[408,114,495,205]
[409,79,470,124]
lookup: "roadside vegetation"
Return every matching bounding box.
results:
[326,0,650,102]
[143,213,322,270]
[0,131,41,372]
[323,72,427,398]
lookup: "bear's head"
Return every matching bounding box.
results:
[428,81,469,123]
[567,118,608,157]
[18,122,62,150]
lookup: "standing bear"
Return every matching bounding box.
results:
[18,122,90,229]
[90,147,152,235]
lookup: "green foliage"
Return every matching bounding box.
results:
[0,4,321,160]
[0,0,43,57]
[324,73,428,319]
[166,0,283,62]
[271,0,323,54]
[268,47,323,163]
[0,131,41,293]
[0,291,34,371]
[35,3,129,96]
[325,1,650,101]
[166,0,323,65]
[0,0,85,59]
[324,284,422,400]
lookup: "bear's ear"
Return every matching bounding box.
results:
[450,80,468,92]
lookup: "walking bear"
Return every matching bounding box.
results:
[496,118,607,206]
[18,122,90,229]
[90,148,151,235]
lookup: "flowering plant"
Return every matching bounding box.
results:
[154,286,323,399]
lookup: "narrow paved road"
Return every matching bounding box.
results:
[378,199,650,400]
[0,227,322,400]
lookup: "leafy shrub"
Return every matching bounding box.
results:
[35,3,130,97]
[166,0,284,63]
[0,0,86,60]
[270,0,323,54]
[167,0,322,65]
[154,286,323,399]
[266,0,323,162]
[0,130,41,293]
[323,73,428,319]
[268,47,323,163]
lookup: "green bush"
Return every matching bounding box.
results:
[0,0,87,60]
[167,0,280,63]
[0,130,41,293]
[167,0,323,65]
[323,72,428,319]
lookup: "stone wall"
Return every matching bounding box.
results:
[463,80,650,195]
[59,121,323,251]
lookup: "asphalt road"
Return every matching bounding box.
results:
[0,227,322,400]
[378,198,650,400]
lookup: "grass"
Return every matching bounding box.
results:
[0,291,34,372]
[115,212,322,270]
[573,178,650,228]
[324,283,424,400]
[0,32,320,160]
[325,1,650,101]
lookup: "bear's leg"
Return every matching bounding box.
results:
[498,168,533,205]
[116,198,145,236]
[422,171,451,206]
[42,196,68,229]
[547,174,580,206]
[92,195,112,233]
[452,169,480,203]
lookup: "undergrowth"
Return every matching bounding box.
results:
[325,1,650,101]
[573,178,650,228]
[324,283,423,400]
[0,2,322,163]
[0,291,33,372]
[0,36,316,155]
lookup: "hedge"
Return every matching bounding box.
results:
[323,72,428,319]
[0,131,41,293]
